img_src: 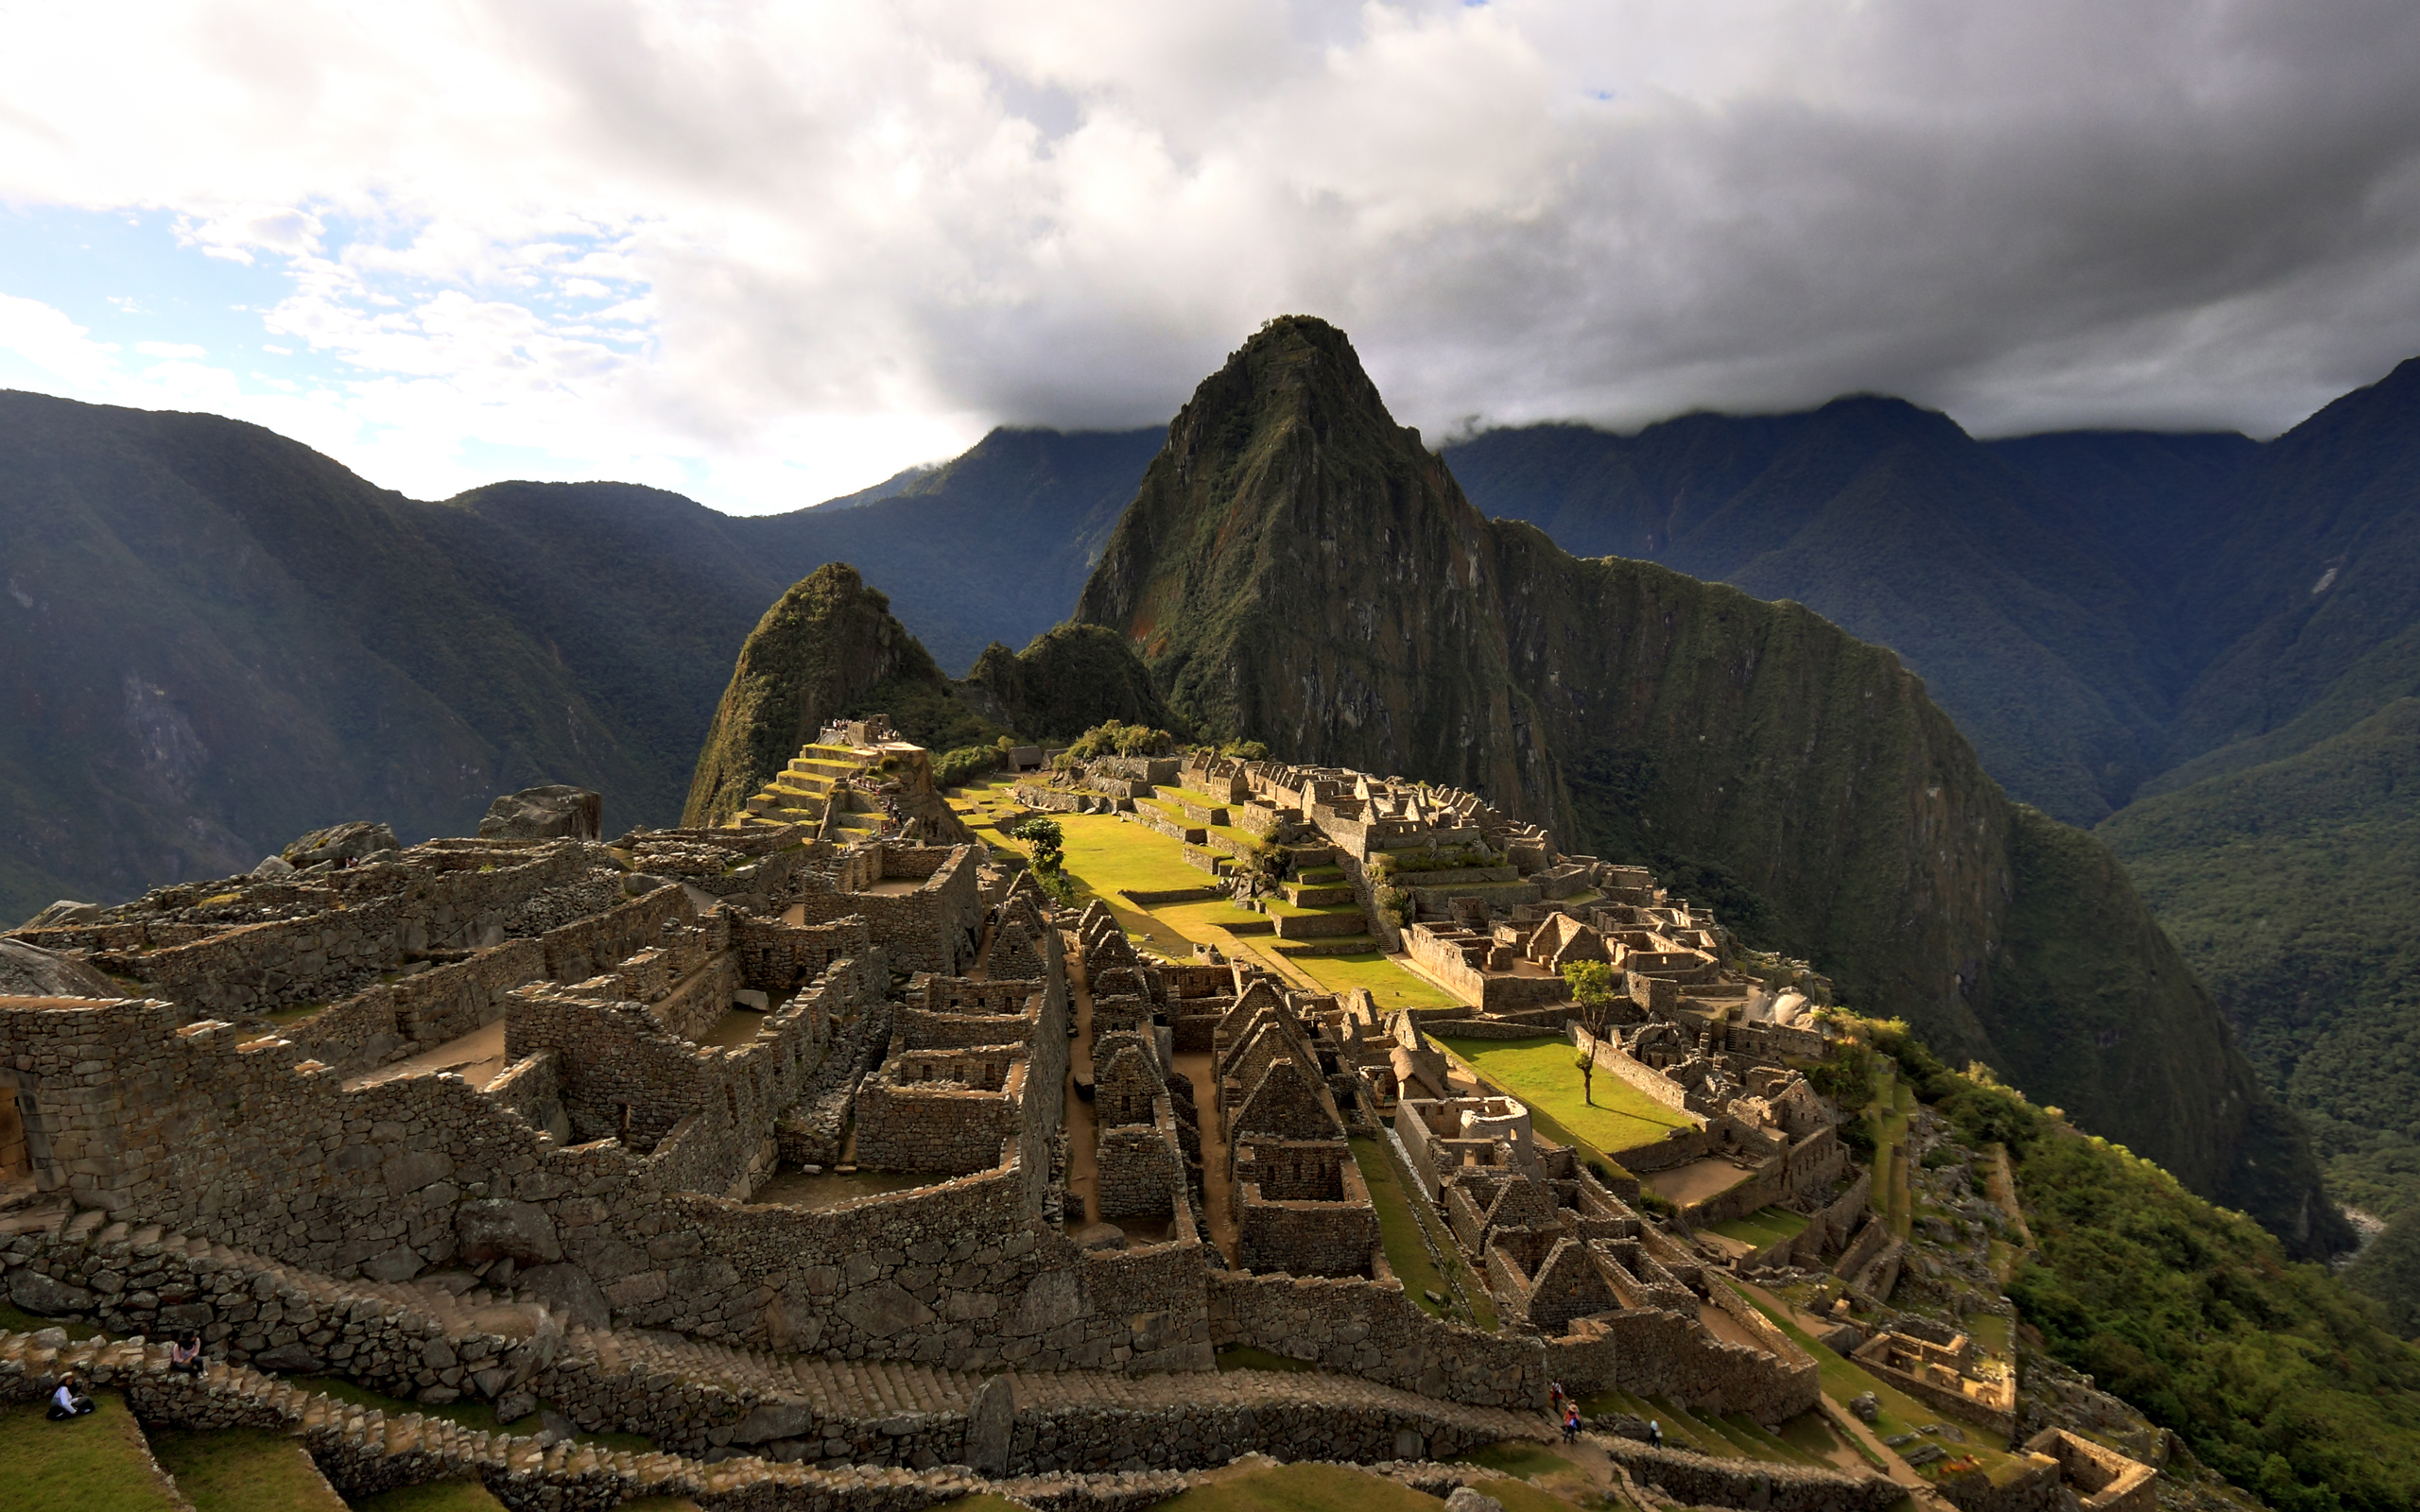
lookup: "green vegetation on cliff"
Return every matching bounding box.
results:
[1841,1021,2420,1512]
[2100,698,2420,1314]
[1074,315,2342,1254]
[683,564,1174,827]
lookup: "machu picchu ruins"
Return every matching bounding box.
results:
[0,719,2166,1512]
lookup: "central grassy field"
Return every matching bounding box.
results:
[958,781,1458,1008]
[1438,1036,1695,1162]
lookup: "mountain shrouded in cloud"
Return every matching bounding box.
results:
[5,3,2420,509]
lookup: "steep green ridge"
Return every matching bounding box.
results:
[2100,699,2420,1315]
[683,564,1172,827]
[0,394,1159,920]
[0,392,661,919]
[1443,404,2195,826]
[1856,1024,2420,1512]
[1077,316,2342,1253]
[2147,358,2420,794]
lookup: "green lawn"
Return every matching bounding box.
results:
[1711,1207,1813,1247]
[1439,1037,1695,1164]
[988,804,1456,1010]
[1286,951,1462,1009]
[1351,1136,1500,1327]
[0,1393,186,1512]
[147,1426,348,1511]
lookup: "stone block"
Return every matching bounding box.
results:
[454,1200,562,1264]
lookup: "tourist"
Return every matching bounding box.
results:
[47,1374,95,1420]
[168,1332,204,1375]
[1564,1404,1581,1442]
[1549,1379,1564,1417]
[1648,1419,1663,1449]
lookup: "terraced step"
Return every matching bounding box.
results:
[1275,936,1380,957]
[1270,908,1369,939]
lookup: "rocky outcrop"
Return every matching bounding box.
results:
[478,785,602,842]
[1073,316,2335,1251]
[282,821,400,866]
[0,936,117,998]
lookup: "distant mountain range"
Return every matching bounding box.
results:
[0,394,1154,919]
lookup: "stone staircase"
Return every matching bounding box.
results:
[738,745,888,833]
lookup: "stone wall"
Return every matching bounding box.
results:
[287,938,547,1074]
[1207,1272,1547,1410]
[1582,1028,1696,1114]
[732,914,879,1000]
[2025,1429,2157,1512]
[1096,1124,1180,1220]
[84,845,619,1016]
[791,846,983,976]
[1596,1438,1904,1512]
[855,1050,1028,1176]
[0,981,1172,1373]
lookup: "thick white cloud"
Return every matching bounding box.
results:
[3,0,2419,509]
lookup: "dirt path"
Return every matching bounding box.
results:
[1174,1049,1239,1263]
[1063,935,1100,1225]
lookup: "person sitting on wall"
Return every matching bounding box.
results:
[47,1374,95,1420]
[168,1333,204,1375]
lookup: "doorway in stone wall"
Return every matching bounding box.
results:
[0,1082,31,1191]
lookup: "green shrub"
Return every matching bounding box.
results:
[932,743,1003,788]
[1064,719,1176,761]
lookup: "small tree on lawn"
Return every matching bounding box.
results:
[1564,959,1621,1106]
[1008,816,1064,875]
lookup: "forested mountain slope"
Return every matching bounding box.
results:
[1075,316,2342,1254]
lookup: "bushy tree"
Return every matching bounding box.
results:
[1008,816,1064,874]
[1564,959,1620,1105]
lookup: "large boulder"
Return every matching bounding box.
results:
[9,1267,95,1316]
[20,900,105,929]
[0,938,120,999]
[283,820,400,866]
[478,785,602,843]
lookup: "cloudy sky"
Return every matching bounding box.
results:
[4,1,2420,513]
